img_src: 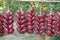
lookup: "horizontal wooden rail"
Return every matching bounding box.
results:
[16,0,60,2]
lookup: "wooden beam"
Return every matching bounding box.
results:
[16,0,60,2]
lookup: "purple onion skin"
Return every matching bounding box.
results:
[3,11,14,34]
[0,15,4,36]
[45,12,55,36]
[35,13,45,34]
[26,7,35,33]
[56,12,60,35]
[16,10,26,34]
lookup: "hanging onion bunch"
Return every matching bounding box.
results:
[3,11,14,34]
[26,7,35,33]
[56,12,60,35]
[35,13,45,34]
[45,12,56,36]
[0,15,4,36]
[16,10,26,34]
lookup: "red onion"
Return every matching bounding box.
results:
[0,14,4,36]
[3,11,14,34]
[45,12,55,36]
[26,7,35,33]
[56,12,60,35]
[16,10,26,34]
[35,13,45,34]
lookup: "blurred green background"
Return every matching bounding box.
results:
[0,0,60,40]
